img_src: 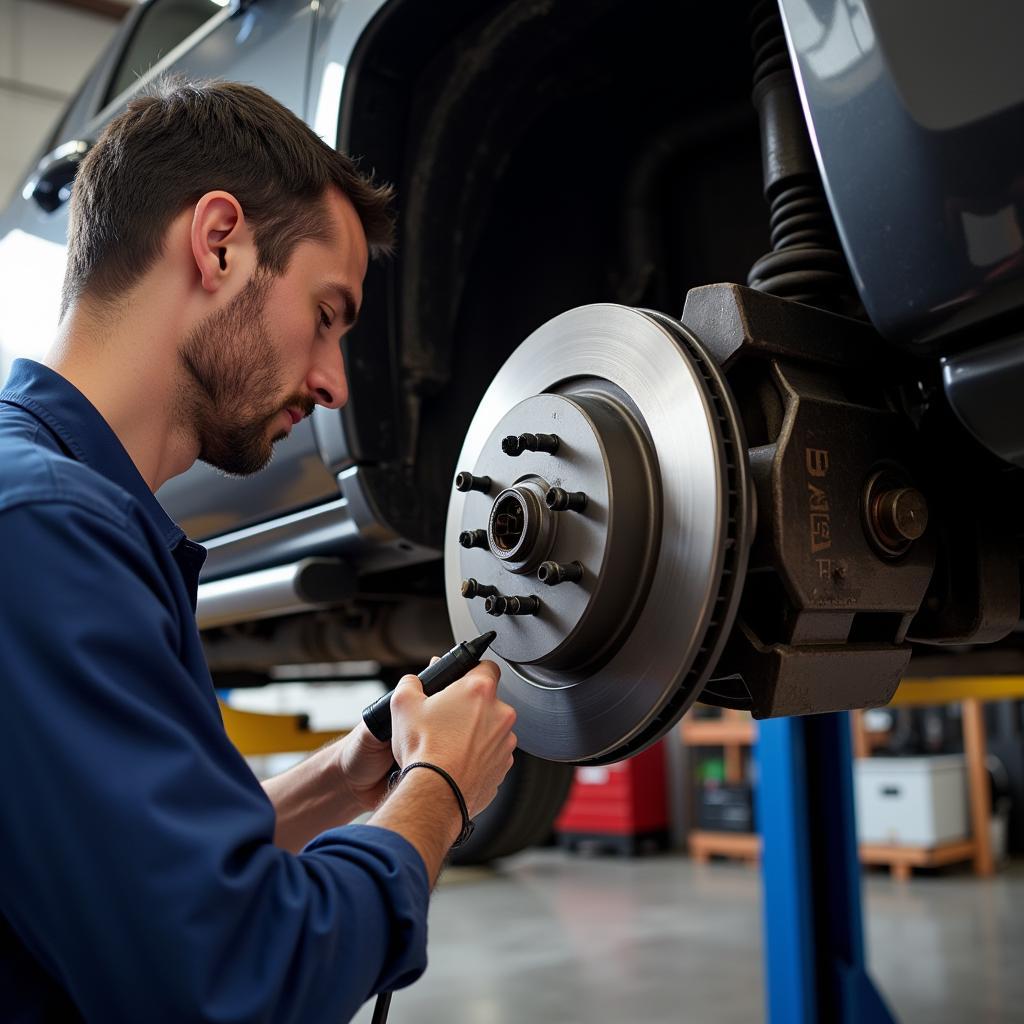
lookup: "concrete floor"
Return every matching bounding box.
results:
[352,850,1024,1024]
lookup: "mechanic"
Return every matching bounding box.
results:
[0,78,517,1023]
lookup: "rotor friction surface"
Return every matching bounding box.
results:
[445,304,750,764]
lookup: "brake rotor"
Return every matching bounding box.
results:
[444,304,754,764]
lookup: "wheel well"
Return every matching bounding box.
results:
[341,0,769,549]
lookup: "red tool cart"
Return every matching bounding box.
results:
[555,740,670,855]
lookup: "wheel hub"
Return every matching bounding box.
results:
[459,390,660,670]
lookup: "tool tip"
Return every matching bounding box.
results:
[470,630,497,651]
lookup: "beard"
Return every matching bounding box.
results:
[177,269,312,477]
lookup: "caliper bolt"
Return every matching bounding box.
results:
[545,487,587,513]
[458,529,489,550]
[455,471,492,494]
[875,488,929,545]
[461,578,499,600]
[501,432,560,457]
[484,595,541,617]
[537,560,584,586]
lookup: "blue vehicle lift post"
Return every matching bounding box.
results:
[756,712,898,1024]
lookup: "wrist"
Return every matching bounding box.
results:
[395,762,475,848]
[399,745,463,783]
[369,769,463,879]
[403,769,464,847]
[330,733,364,809]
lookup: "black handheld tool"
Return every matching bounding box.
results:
[361,631,498,742]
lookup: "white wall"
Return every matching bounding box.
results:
[0,0,122,207]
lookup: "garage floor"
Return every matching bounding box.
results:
[353,850,1024,1024]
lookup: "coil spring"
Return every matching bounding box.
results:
[746,0,861,314]
[750,0,790,86]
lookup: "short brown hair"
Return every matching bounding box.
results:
[61,77,394,318]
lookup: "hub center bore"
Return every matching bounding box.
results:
[485,479,555,572]
[491,492,526,551]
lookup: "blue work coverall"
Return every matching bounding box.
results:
[0,359,429,1023]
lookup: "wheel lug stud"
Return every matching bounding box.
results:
[461,578,498,599]
[501,432,560,457]
[484,594,541,617]
[537,560,583,586]
[521,432,560,454]
[459,529,489,550]
[455,471,492,494]
[545,487,587,512]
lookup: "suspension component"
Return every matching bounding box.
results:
[746,0,861,316]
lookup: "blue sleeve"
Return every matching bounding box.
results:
[0,499,429,1023]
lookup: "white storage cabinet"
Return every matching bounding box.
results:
[854,755,968,847]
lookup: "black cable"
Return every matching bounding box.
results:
[367,763,476,1023]
[370,991,392,1024]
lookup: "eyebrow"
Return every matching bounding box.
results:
[327,282,360,330]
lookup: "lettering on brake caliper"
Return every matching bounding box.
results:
[805,447,831,555]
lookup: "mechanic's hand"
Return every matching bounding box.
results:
[336,656,445,811]
[390,659,517,818]
[337,720,397,812]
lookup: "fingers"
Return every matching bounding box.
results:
[355,718,391,749]
[476,659,500,685]
[389,652,517,819]
[390,673,425,715]
[396,672,425,694]
[455,659,501,700]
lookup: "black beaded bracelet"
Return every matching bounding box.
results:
[392,761,476,849]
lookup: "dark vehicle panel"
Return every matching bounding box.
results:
[779,0,1024,349]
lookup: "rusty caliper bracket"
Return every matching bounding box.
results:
[682,284,937,718]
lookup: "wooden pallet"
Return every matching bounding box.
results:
[859,839,976,882]
[688,829,760,865]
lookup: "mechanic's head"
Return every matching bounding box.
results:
[60,77,393,476]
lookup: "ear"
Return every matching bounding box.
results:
[190,191,251,293]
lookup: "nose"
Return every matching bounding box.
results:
[306,340,349,410]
